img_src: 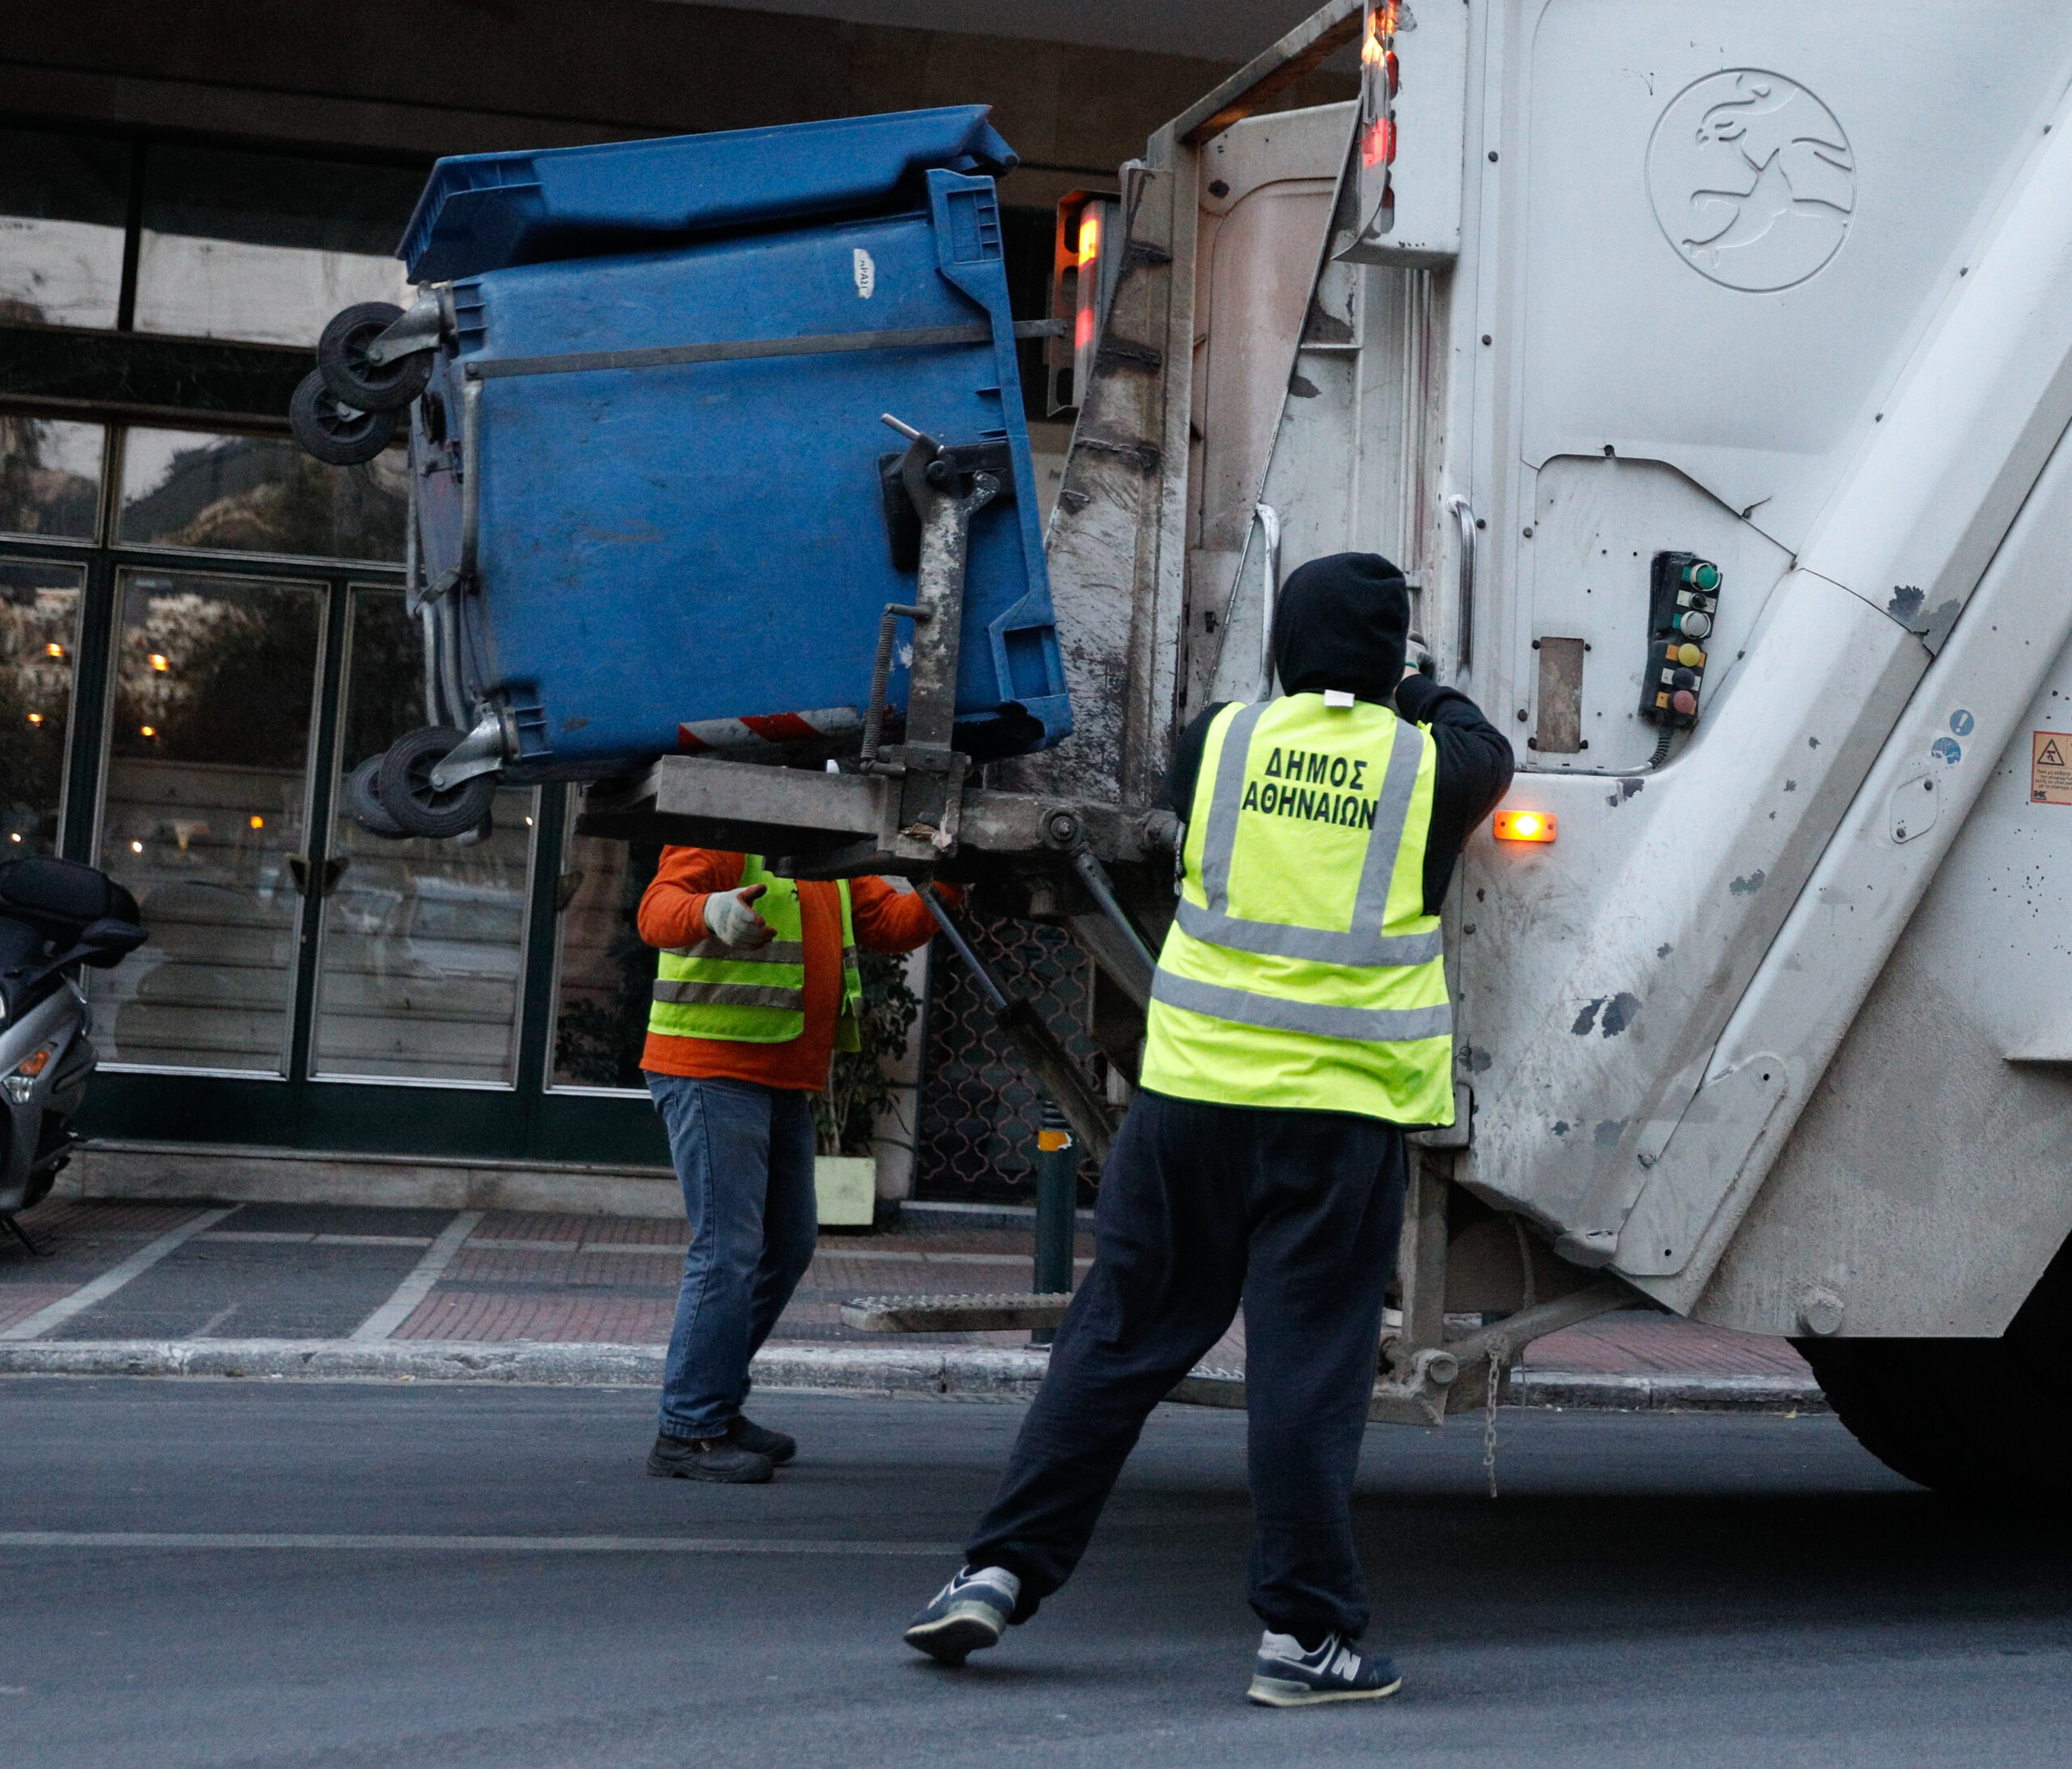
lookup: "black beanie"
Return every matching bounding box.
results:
[1272,552,1410,703]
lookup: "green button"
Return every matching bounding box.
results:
[1684,560,1721,592]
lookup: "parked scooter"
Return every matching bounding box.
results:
[0,858,146,1255]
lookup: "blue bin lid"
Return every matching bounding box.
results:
[399,105,1017,283]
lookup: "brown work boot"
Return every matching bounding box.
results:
[646,1431,773,1483]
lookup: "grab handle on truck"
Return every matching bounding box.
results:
[1252,502,1283,698]
[1445,494,1476,670]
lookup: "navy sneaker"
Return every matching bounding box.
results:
[903,1565,1021,1665]
[1246,1631,1403,1707]
[728,1416,796,1466]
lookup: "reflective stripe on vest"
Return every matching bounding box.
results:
[1148,970,1454,1043]
[647,858,861,1048]
[1140,695,1454,1124]
[1176,699,1443,967]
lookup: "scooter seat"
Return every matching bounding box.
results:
[0,858,141,936]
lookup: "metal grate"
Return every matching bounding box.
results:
[915,914,1103,1203]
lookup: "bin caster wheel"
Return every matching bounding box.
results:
[317,302,435,413]
[377,727,498,839]
[346,755,410,839]
[291,371,399,466]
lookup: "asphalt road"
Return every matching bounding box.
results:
[0,1380,2066,1768]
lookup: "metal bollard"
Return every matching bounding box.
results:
[1030,1098,1076,1346]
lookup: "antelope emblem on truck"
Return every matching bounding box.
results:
[1649,70,1855,291]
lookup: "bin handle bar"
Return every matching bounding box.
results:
[418,376,483,609]
[860,601,930,770]
[459,375,482,589]
[457,321,1072,383]
[437,595,468,732]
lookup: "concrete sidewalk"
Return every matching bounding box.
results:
[0,1196,1825,1411]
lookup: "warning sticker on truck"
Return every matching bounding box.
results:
[2032,732,2072,804]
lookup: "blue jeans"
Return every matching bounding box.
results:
[647,1073,820,1440]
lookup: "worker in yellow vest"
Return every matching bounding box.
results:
[906,553,1513,1705]
[638,848,952,1483]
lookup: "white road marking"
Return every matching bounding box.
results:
[470,1241,1089,1266]
[0,1208,236,1342]
[193,1232,435,1247]
[818,1251,1096,1269]
[348,1211,483,1343]
[0,1532,958,1555]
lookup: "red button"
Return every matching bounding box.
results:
[1671,689,1698,716]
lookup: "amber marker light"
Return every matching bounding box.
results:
[1493,809,1556,843]
[1074,206,1102,350]
[149,653,170,672]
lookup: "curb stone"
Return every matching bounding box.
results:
[0,1340,1053,1398]
[1510,1369,1828,1412]
[0,1340,1824,1412]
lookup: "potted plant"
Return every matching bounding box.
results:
[813,948,921,1227]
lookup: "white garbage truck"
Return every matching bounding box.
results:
[588,0,2072,1499]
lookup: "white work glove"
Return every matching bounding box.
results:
[703,882,774,949]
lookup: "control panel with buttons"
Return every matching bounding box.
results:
[1638,550,1722,729]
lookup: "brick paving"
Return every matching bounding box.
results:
[1526,1313,1811,1377]
[0,1288,77,1333]
[0,1195,1811,1381]
[397,1291,677,1343]
[15,1200,207,1239]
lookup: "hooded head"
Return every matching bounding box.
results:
[1271,552,1410,703]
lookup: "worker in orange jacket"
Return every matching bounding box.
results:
[638,848,951,1482]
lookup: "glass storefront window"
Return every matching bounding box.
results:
[117,427,405,562]
[0,416,105,542]
[0,129,130,330]
[0,560,84,855]
[550,812,662,1092]
[90,569,325,1074]
[310,589,535,1085]
[134,146,421,348]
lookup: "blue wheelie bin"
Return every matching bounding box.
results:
[303,106,1071,836]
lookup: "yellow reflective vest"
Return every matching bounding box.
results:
[1140,694,1454,1123]
[648,855,863,1050]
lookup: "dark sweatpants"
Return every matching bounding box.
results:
[965,1088,1408,1641]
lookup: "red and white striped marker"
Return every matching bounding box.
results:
[675,706,863,755]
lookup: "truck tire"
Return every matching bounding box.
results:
[316,302,434,413]
[376,727,496,839]
[290,371,399,466]
[1794,1233,2072,1502]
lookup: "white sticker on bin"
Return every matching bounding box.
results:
[853,248,876,299]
